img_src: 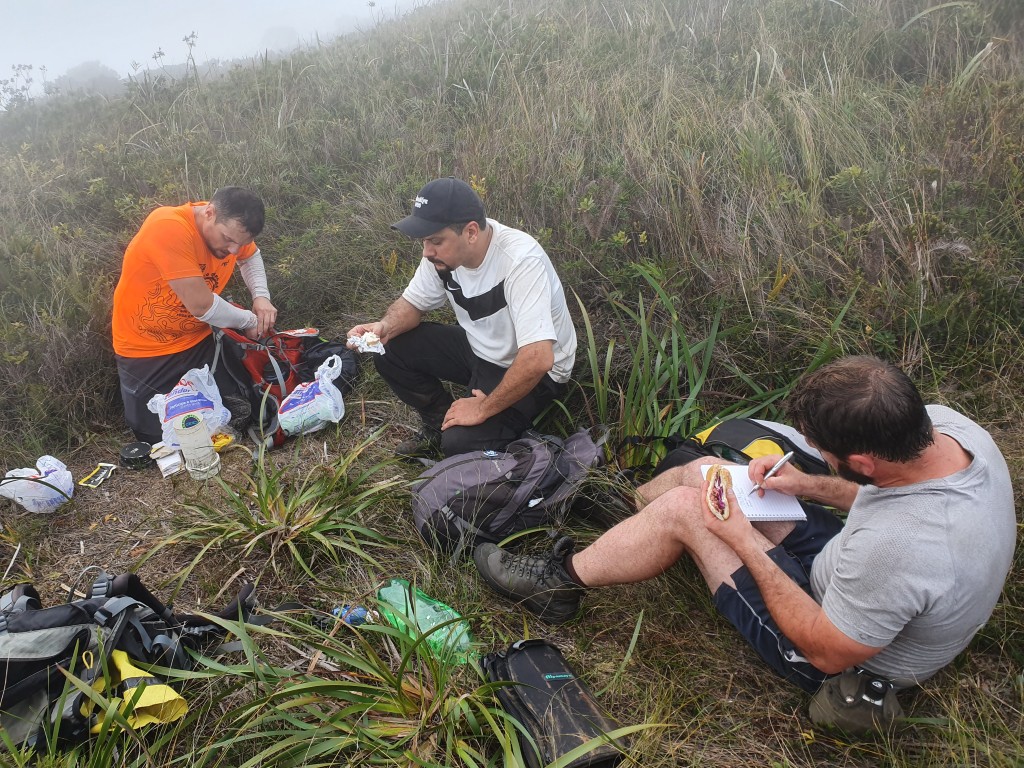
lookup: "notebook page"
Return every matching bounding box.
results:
[701,465,807,522]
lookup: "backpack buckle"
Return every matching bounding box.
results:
[89,573,113,600]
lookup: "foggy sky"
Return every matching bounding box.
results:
[1,0,431,86]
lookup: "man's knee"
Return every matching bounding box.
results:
[637,466,683,505]
[372,345,398,377]
[438,425,497,456]
[440,416,528,456]
[637,460,706,507]
[641,485,703,527]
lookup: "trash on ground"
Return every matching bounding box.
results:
[79,463,117,489]
[377,578,474,664]
[147,365,230,448]
[174,413,220,481]
[278,355,347,437]
[331,604,378,626]
[120,442,154,470]
[0,456,74,513]
[150,442,184,478]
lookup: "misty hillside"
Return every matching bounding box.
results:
[0,1,1021,765]
[1,0,1021,461]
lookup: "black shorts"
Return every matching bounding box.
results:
[711,503,845,693]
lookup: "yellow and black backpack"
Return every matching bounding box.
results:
[649,418,831,478]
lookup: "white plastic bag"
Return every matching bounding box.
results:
[0,456,74,513]
[278,355,346,436]
[146,365,230,449]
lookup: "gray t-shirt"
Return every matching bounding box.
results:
[809,405,1016,687]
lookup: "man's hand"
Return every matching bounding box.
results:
[748,454,804,498]
[750,453,860,511]
[251,297,277,338]
[442,389,489,430]
[346,321,386,348]
[347,297,424,348]
[700,478,757,552]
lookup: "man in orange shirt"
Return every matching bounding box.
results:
[112,186,277,443]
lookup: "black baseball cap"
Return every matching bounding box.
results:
[391,177,486,238]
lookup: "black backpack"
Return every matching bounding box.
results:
[0,572,254,753]
[638,418,831,478]
[411,429,605,557]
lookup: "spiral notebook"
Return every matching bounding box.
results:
[701,464,807,522]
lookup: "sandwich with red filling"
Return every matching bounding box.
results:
[706,464,732,521]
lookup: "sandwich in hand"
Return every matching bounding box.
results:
[706,464,733,521]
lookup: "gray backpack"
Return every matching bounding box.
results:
[411,429,605,556]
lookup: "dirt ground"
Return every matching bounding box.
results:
[0,395,409,613]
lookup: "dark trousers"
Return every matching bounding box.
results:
[373,322,565,456]
[115,334,240,444]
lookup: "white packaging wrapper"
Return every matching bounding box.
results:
[0,456,74,513]
[146,365,230,449]
[347,333,385,355]
[278,355,347,436]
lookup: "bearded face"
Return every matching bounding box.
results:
[835,458,873,486]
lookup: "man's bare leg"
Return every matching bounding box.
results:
[635,464,695,507]
[571,484,797,593]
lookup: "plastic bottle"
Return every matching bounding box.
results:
[376,578,473,664]
[331,604,373,626]
[173,412,220,480]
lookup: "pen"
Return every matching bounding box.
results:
[748,451,795,495]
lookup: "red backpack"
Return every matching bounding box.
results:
[212,327,358,447]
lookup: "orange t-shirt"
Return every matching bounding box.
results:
[112,202,257,357]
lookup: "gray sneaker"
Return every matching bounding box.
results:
[394,428,442,461]
[474,536,584,624]
[222,394,252,432]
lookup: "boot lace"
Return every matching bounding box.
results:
[499,550,559,586]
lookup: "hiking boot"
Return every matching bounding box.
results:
[808,668,905,735]
[395,428,442,461]
[223,394,252,432]
[474,536,584,624]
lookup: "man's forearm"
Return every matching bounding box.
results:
[734,540,873,673]
[379,297,422,341]
[735,543,829,662]
[238,250,270,300]
[796,473,859,511]
[476,352,548,418]
[197,293,257,330]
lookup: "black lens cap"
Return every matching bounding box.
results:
[120,442,154,470]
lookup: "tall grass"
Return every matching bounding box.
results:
[2,0,1020,462]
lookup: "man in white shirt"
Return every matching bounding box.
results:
[348,177,576,458]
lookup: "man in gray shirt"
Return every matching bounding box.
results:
[475,356,1016,729]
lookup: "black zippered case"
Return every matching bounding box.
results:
[481,639,626,768]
